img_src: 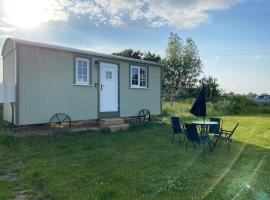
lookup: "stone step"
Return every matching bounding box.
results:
[107,123,129,132]
[99,118,124,128]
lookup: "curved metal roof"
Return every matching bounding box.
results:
[1,38,163,67]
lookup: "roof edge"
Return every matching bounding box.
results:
[4,38,163,67]
[1,38,15,57]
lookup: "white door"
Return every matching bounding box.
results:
[100,62,118,112]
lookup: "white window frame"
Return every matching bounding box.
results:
[75,57,89,85]
[130,66,147,88]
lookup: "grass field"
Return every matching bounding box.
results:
[0,102,269,199]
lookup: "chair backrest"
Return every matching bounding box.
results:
[184,123,200,142]
[170,117,182,134]
[228,123,239,139]
[209,117,223,134]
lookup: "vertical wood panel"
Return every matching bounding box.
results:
[120,63,161,117]
[18,45,98,125]
[3,49,16,123]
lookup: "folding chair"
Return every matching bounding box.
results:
[220,123,239,152]
[170,117,185,144]
[184,123,208,154]
[209,117,223,134]
[208,118,224,148]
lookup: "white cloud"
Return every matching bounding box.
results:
[69,0,243,28]
[0,0,70,29]
[0,0,244,32]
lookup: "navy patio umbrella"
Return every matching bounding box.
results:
[190,85,206,120]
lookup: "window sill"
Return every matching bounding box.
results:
[73,84,94,87]
[130,87,149,90]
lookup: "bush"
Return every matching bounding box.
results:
[162,94,270,118]
[214,95,256,115]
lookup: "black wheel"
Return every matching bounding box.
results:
[7,122,16,132]
[138,109,151,122]
[50,113,71,133]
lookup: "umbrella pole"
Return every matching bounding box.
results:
[203,116,206,133]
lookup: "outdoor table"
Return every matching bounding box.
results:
[191,121,219,151]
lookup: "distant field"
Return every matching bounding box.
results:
[0,102,269,199]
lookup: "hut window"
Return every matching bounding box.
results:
[130,66,147,88]
[75,57,89,85]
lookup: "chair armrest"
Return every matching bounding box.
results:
[221,129,231,133]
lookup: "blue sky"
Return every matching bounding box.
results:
[0,0,269,94]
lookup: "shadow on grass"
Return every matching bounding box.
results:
[0,123,269,200]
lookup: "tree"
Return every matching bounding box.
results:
[113,49,162,63]
[162,33,202,106]
[162,33,183,106]
[200,76,220,99]
[182,38,202,93]
[113,49,143,59]
[143,51,161,63]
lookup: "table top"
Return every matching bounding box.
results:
[191,121,218,125]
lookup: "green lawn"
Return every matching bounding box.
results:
[0,106,270,199]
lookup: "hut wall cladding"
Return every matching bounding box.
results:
[3,50,16,123]
[17,45,98,125]
[15,44,161,125]
[119,63,161,117]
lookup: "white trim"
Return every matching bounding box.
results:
[73,84,93,87]
[75,57,89,86]
[130,65,147,89]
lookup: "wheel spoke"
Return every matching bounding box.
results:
[50,113,71,133]
[56,114,61,122]
[61,116,68,123]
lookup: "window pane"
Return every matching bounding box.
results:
[140,68,146,87]
[77,75,83,82]
[78,60,82,67]
[106,71,112,79]
[78,67,82,76]
[140,68,145,75]
[82,75,87,83]
[132,68,138,86]
[82,61,87,68]
[82,67,87,76]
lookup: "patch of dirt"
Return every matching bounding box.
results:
[5,119,101,136]
[0,172,17,181]
[14,191,27,200]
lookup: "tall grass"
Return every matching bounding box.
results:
[163,96,270,118]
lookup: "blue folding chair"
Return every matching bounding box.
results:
[184,123,208,154]
[209,117,223,135]
[208,118,223,147]
[170,117,185,144]
[220,123,239,152]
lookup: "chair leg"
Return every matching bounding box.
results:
[227,140,231,152]
[203,141,206,156]
[183,135,186,142]
[179,134,181,144]
[171,134,174,144]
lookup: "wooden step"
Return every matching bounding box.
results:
[107,123,129,132]
[99,118,124,128]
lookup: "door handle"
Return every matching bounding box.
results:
[100,84,104,90]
